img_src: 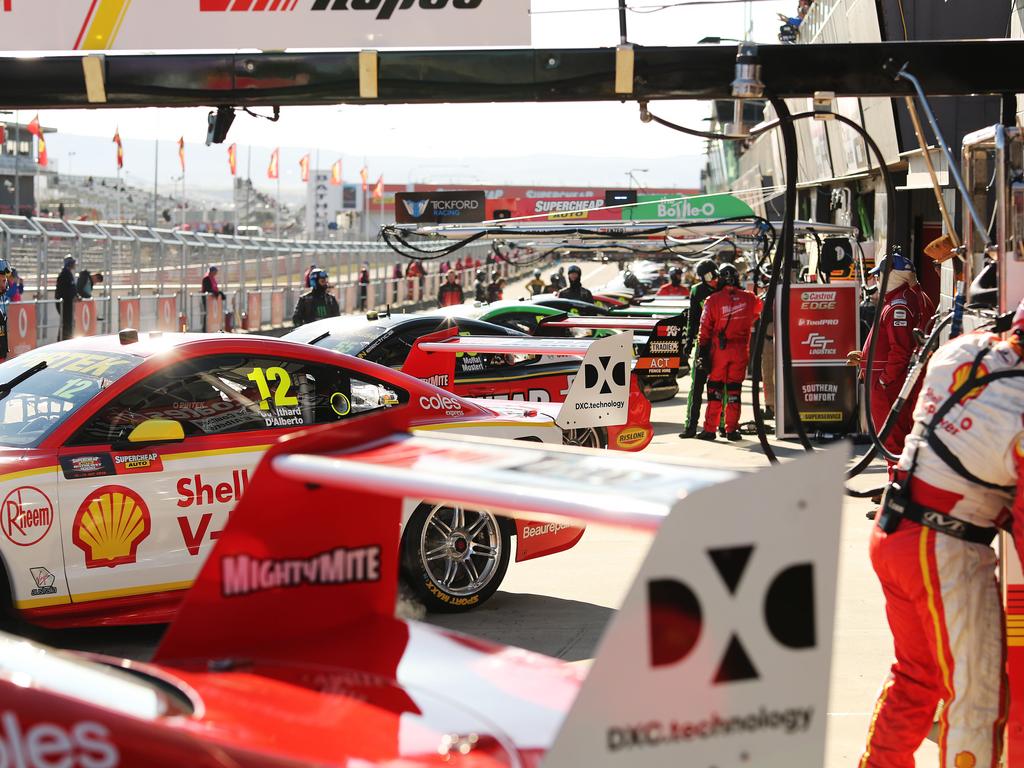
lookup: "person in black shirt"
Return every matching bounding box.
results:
[55,255,79,341]
[293,269,341,326]
[557,264,593,303]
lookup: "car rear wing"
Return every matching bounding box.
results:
[406,330,635,430]
[154,407,845,767]
[540,313,688,382]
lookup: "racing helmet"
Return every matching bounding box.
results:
[718,264,740,287]
[311,269,329,283]
[476,269,486,280]
[63,254,77,269]
[669,266,683,284]
[623,270,640,289]
[533,268,542,277]
[868,246,914,276]
[695,258,719,282]
[567,264,582,278]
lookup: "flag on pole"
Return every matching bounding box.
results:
[36,134,47,167]
[372,174,384,201]
[0,125,7,147]
[26,114,41,138]
[330,160,342,186]
[299,153,310,183]
[178,137,185,172]
[112,127,124,169]
[359,166,368,192]
[227,143,237,176]
[268,148,280,180]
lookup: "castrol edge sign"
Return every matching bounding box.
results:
[0,0,530,51]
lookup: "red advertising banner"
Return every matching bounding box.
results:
[157,297,177,332]
[271,292,285,327]
[245,293,261,331]
[74,299,97,337]
[777,283,861,437]
[118,297,140,330]
[787,284,860,364]
[7,303,35,357]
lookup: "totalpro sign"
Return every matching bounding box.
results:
[0,0,529,50]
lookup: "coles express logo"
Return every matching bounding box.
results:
[0,712,119,768]
[800,290,837,311]
[419,394,464,416]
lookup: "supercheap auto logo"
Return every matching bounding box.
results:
[200,0,485,19]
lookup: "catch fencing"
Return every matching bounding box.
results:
[0,215,512,352]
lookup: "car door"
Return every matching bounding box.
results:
[55,352,370,606]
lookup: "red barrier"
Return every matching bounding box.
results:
[158,297,177,332]
[271,292,284,327]
[74,299,97,337]
[118,298,141,330]
[205,295,224,332]
[245,293,261,331]
[7,303,35,357]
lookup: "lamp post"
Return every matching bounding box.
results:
[626,168,649,191]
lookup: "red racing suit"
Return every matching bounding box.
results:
[861,283,935,467]
[698,285,762,432]
[861,331,1024,768]
[656,283,689,297]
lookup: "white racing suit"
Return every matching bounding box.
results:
[861,331,1024,768]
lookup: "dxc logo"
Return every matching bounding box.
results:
[584,354,626,395]
[402,198,431,218]
[647,544,815,684]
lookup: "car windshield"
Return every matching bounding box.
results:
[310,323,394,356]
[0,348,141,448]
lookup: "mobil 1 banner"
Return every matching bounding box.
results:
[779,364,860,437]
[395,191,486,225]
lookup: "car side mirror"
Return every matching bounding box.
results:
[121,419,185,447]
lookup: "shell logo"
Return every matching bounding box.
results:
[72,486,151,569]
[616,427,650,449]
[949,362,989,403]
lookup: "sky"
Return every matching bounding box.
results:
[23,0,794,194]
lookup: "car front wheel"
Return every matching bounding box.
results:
[401,503,511,612]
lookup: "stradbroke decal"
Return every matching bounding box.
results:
[1,487,54,547]
[73,486,151,569]
[60,454,115,480]
[221,545,381,597]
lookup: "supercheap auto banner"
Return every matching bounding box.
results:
[777,283,861,437]
[0,0,530,50]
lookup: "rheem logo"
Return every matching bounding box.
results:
[648,545,816,683]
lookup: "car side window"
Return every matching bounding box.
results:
[67,356,407,445]
[371,327,428,369]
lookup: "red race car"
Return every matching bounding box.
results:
[0,332,598,626]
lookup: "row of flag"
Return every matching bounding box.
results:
[9,116,387,200]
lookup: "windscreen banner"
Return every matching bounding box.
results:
[0,0,530,51]
[776,283,861,437]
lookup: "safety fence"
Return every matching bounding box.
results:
[0,214,516,351]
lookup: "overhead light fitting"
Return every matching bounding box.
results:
[206,106,235,146]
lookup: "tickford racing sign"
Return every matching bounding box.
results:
[0,0,530,51]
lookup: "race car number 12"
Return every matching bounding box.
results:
[247,367,299,411]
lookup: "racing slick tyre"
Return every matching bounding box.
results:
[401,503,512,613]
[562,427,606,449]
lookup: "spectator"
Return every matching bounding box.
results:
[6,269,22,302]
[293,269,340,326]
[454,257,464,274]
[200,265,226,333]
[474,269,487,302]
[391,261,404,303]
[437,270,465,307]
[406,260,423,301]
[558,264,594,303]
[55,255,79,341]
[76,268,103,299]
[486,275,505,303]
[57,202,65,219]
[358,263,370,311]
[526,268,546,296]
[652,266,669,288]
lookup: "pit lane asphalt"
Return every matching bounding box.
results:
[8,260,933,767]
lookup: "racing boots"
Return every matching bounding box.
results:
[725,431,742,442]
[678,428,698,439]
[696,431,717,441]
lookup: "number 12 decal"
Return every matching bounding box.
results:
[246,367,299,411]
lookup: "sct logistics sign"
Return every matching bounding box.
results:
[777,284,861,436]
[0,0,530,50]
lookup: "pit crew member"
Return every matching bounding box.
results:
[696,264,761,441]
[680,258,719,438]
[558,264,593,303]
[656,266,690,297]
[292,269,340,326]
[860,301,1024,768]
